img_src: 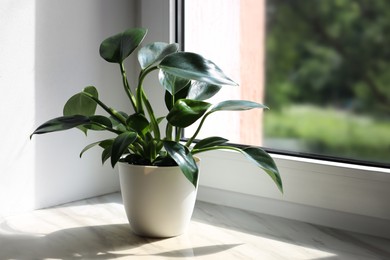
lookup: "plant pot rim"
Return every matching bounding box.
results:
[118,156,200,169]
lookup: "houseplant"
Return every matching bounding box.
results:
[31,28,283,237]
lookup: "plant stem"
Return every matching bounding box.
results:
[132,141,145,155]
[135,81,145,115]
[119,63,137,111]
[142,90,161,140]
[137,66,160,138]
[166,123,173,141]
[175,127,183,142]
[81,93,127,127]
[136,66,159,115]
[185,112,211,147]
[90,123,123,135]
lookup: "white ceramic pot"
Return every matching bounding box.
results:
[118,158,200,238]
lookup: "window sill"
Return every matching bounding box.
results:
[1,192,389,259]
[196,150,390,239]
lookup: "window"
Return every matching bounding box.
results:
[133,0,390,239]
[183,0,390,168]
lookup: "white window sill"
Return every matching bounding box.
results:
[1,192,389,259]
[196,150,390,239]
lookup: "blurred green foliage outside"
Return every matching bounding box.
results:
[264,0,390,165]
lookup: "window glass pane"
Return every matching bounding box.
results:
[184,0,390,166]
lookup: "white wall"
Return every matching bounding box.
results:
[136,0,172,113]
[0,0,36,217]
[0,0,137,216]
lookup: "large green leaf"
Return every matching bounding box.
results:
[138,42,179,69]
[63,86,98,117]
[159,52,238,86]
[240,147,283,193]
[99,28,147,63]
[163,141,198,187]
[30,115,90,138]
[126,113,150,136]
[193,136,229,150]
[187,81,222,101]
[166,99,211,127]
[111,131,138,167]
[159,70,191,95]
[210,100,268,113]
[63,86,99,134]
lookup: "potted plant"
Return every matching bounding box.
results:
[31,28,283,237]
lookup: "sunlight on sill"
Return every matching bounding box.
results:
[1,193,389,259]
[191,220,337,259]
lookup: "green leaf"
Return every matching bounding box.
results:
[99,28,147,63]
[164,86,190,111]
[152,155,177,166]
[30,115,90,138]
[63,86,98,134]
[111,131,138,167]
[159,52,238,86]
[159,70,191,95]
[241,147,283,193]
[193,136,229,150]
[163,141,198,187]
[110,111,128,132]
[63,86,98,116]
[210,100,268,113]
[138,42,179,69]
[101,145,112,165]
[80,141,102,157]
[79,139,113,158]
[187,81,222,100]
[167,99,212,127]
[84,115,113,131]
[126,113,150,136]
[100,139,114,164]
[99,139,114,149]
